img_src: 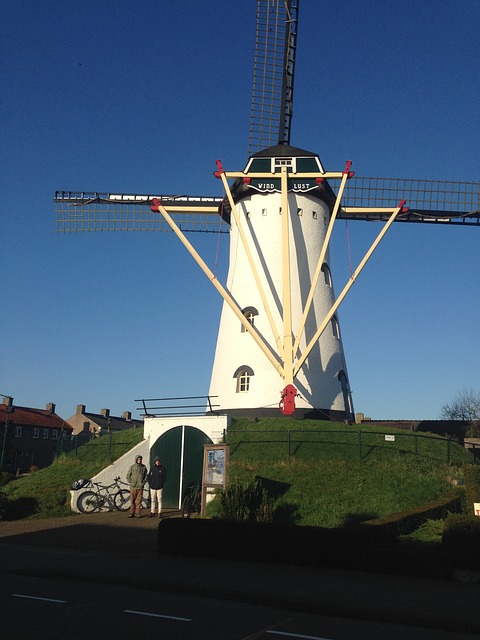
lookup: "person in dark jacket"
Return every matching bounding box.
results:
[148,457,167,518]
[126,455,148,518]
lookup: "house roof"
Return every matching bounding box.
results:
[82,412,143,431]
[252,143,318,158]
[0,404,73,431]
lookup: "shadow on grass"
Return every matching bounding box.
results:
[342,512,379,527]
[272,503,302,525]
[255,476,291,499]
[254,476,301,525]
[4,497,39,520]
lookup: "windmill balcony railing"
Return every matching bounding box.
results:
[135,395,220,418]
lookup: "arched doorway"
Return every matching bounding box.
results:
[149,425,213,509]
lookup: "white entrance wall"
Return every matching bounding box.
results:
[143,414,229,444]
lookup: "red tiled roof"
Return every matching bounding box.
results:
[0,404,73,431]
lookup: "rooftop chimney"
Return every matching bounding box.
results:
[76,404,86,415]
[122,411,132,421]
[46,402,56,414]
[101,408,110,418]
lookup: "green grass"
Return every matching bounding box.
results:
[220,417,473,528]
[1,428,143,519]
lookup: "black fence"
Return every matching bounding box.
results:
[55,428,136,462]
[224,429,479,465]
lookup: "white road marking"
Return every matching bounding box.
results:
[124,609,191,622]
[266,631,333,640]
[11,593,66,604]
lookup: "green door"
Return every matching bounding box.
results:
[149,425,212,509]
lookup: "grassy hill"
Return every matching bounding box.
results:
[220,418,470,528]
[0,418,472,524]
[0,428,143,519]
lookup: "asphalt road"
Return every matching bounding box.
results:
[2,573,478,640]
[1,512,480,637]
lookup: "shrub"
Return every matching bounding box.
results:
[0,472,11,488]
[0,490,7,520]
[463,465,480,514]
[218,479,273,523]
[442,513,480,569]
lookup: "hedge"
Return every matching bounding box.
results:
[157,518,452,579]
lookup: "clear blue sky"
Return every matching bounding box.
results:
[2,0,479,421]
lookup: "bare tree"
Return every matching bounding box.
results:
[441,388,480,437]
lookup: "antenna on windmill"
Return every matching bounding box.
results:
[55,0,480,421]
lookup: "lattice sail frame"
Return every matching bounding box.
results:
[55,176,480,234]
[336,177,480,224]
[248,0,299,155]
[55,193,226,233]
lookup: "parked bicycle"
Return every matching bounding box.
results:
[75,476,131,513]
[181,481,202,518]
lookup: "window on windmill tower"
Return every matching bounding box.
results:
[234,366,254,393]
[331,315,340,338]
[237,371,250,392]
[321,263,332,287]
[241,307,258,333]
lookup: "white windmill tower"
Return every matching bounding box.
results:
[207,145,354,419]
[55,0,480,421]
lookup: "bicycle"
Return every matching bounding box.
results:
[117,485,151,512]
[181,481,202,518]
[76,476,132,513]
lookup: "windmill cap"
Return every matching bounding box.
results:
[252,143,318,158]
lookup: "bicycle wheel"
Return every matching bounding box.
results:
[193,492,201,514]
[114,489,131,511]
[181,495,193,518]
[77,491,99,513]
[142,489,151,510]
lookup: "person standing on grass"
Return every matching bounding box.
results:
[126,455,148,518]
[148,457,167,518]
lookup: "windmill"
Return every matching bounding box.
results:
[55,0,480,421]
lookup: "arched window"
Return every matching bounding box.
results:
[331,315,340,338]
[321,263,332,287]
[241,306,258,333]
[233,366,254,392]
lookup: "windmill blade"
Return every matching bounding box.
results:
[332,176,480,225]
[54,191,228,233]
[55,175,480,233]
[248,0,299,155]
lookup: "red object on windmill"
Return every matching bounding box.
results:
[279,384,298,415]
